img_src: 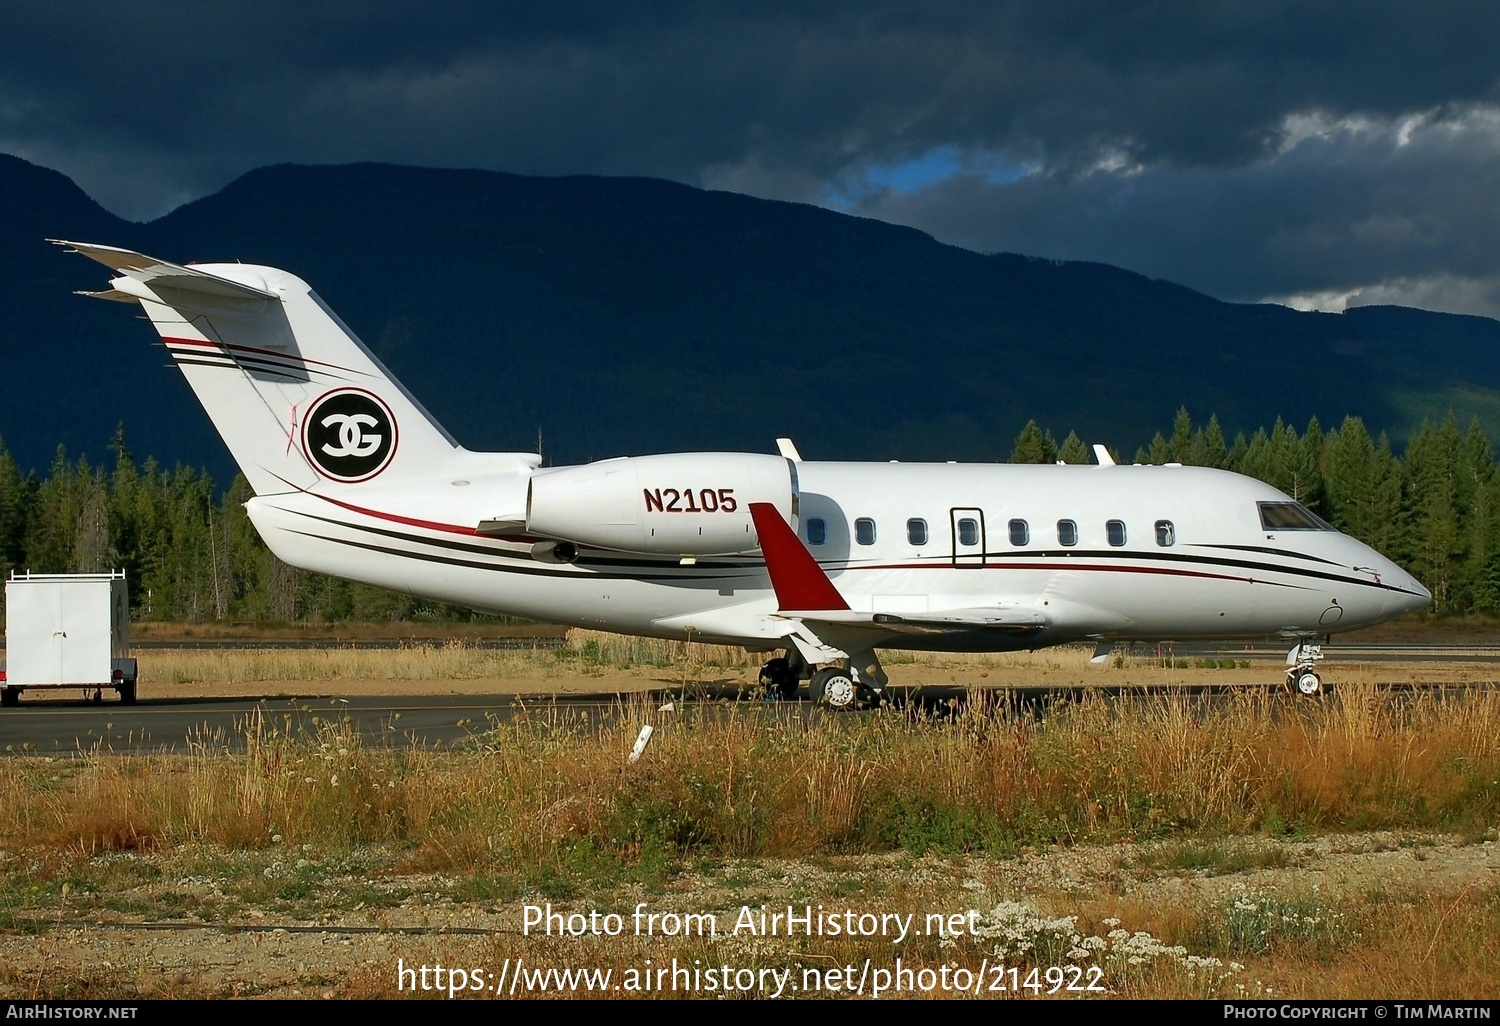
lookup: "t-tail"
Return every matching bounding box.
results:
[51,240,507,496]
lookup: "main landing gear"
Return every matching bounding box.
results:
[1285,639,1329,698]
[808,666,860,709]
[758,653,803,700]
[759,649,887,710]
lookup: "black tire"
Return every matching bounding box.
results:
[809,667,860,710]
[117,679,137,705]
[0,687,18,708]
[759,657,800,699]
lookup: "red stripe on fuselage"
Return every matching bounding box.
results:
[309,492,480,536]
[838,560,1267,585]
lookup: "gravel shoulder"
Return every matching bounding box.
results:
[2,829,1494,999]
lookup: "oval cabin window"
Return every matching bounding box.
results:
[957,518,979,547]
[1106,520,1127,547]
[907,518,928,545]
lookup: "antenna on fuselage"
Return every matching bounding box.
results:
[1092,444,1116,466]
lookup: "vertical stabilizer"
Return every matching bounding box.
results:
[53,241,461,496]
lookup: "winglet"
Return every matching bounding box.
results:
[748,502,849,611]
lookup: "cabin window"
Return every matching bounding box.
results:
[1057,519,1078,546]
[957,518,979,547]
[1257,501,1333,531]
[1106,519,1127,546]
[1008,519,1029,546]
[807,518,826,545]
[907,518,928,545]
[855,518,877,545]
[1155,520,1176,546]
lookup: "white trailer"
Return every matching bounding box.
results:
[1,571,137,706]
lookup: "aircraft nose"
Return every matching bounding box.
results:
[1376,558,1429,615]
[1402,575,1432,613]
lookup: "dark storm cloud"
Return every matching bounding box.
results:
[3,2,1500,310]
[856,108,1500,313]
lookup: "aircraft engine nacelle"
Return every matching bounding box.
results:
[526,453,796,555]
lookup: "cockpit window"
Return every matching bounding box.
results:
[1257,501,1333,531]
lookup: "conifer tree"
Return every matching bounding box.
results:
[1057,431,1091,465]
[1168,407,1194,463]
[1194,415,1231,469]
[1010,421,1058,464]
[1404,417,1465,609]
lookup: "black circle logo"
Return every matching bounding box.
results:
[302,389,397,482]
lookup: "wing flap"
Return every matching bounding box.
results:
[787,607,1047,637]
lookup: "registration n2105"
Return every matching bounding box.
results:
[643,488,738,513]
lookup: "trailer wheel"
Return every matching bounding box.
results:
[1,687,18,707]
[117,679,137,705]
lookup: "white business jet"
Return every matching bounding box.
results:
[55,241,1429,706]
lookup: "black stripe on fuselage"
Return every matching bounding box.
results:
[289,508,766,577]
[285,528,756,583]
[844,547,1418,595]
[1196,543,1342,566]
[274,504,1416,595]
[287,521,1338,597]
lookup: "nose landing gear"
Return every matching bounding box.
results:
[1285,640,1328,697]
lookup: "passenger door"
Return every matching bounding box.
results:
[950,508,986,567]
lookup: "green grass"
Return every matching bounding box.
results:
[1137,839,1293,875]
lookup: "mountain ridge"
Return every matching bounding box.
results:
[3,153,1499,481]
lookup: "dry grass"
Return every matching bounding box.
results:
[2,685,1496,870]
[1067,882,1500,999]
[2,689,1498,999]
[133,629,756,685]
[132,630,1253,685]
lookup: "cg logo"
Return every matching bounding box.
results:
[302,389,397,482]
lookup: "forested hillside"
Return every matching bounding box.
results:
[0,409,1490,623]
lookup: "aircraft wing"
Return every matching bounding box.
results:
[788,607,1047,637]
[746,501,1049,658]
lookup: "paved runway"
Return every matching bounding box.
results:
[0,692,622,754]
[2,674,1495,755]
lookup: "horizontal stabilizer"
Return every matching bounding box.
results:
[73,288,139,303]
[49,240,277,300]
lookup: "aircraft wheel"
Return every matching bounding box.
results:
[758,657,800,699]
[809,667,860,710]
[1294,671,1324,697]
